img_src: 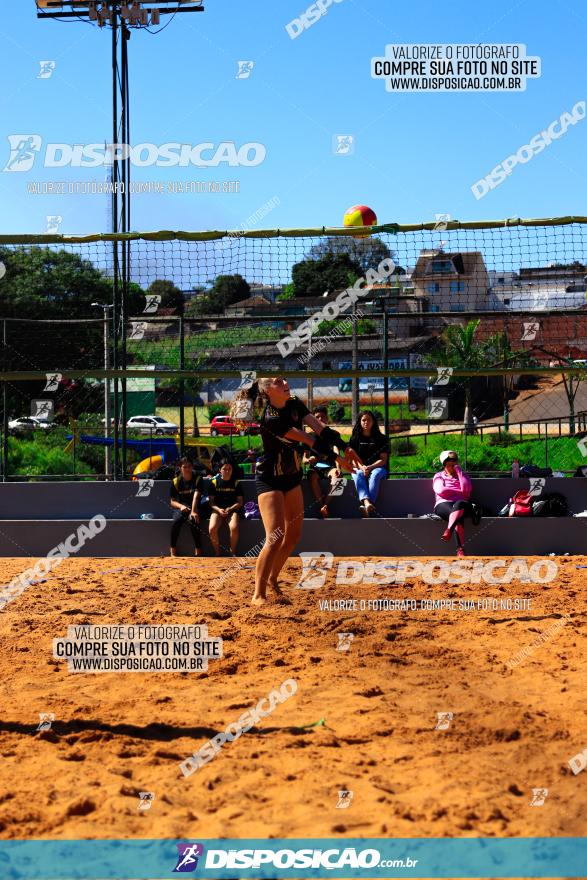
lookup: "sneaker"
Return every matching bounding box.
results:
[456,547,465,558]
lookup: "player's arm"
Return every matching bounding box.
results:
[228,483,244,514]
[190,478,202,522]
[170,484,188,513]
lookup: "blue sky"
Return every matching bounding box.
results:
[0,0,585,236]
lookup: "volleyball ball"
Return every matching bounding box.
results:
[343,205,377,237]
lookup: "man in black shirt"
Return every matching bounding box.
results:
[169,457,203,557]
[208,460,244,556]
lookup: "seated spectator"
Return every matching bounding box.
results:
[303,406,344,518]
[169,456,203,558]
[347,410,389,517]
[208,460,244,556]
[433,450,473,557]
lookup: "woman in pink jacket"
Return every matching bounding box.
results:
[432,450,474,557]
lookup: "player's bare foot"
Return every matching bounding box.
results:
[251,594,267,606]
[320,504,329,518]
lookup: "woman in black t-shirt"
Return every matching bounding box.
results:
[348,411,389,517]
[230,378,362,605]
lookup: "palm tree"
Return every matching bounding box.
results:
[435,320,484,434]
[482,331,533,430]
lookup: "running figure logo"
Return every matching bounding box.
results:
[143,295,161,314]
[336,790,354,809]
[43,373,62,393]
[138,791,155,811]
[435,711,453,730]
[36,712,55,732]
[136,479,154,498]
[129,321,148,340]
[173,843,204,873]
[38,61,56,79]
[46,215,62,234]
[521,321,539,342]
[295,551,334,589]
[4,135,42,173]
[337,632,354,652]
[529,788,548,806]
[333,135,354,155]
[236,61,254,79]
[32,400,54,419]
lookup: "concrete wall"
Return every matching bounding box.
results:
[0,478,585,558]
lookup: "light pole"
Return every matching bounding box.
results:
[92,303,113,478]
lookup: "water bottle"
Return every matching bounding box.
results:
[511,459,520,479]
[140,513,154,520]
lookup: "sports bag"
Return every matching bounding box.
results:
[507,489,534,517]
[243,501,260,519]
[532,492,568,517]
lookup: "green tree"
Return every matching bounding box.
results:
[291,252,362,298]
[434,320,485,433]
[188,274,250,315]
[482,331,532,429]
[306,236,397,273]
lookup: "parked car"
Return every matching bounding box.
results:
[126,415,178,435]
[209,415,260,436]
[8,416,55,435]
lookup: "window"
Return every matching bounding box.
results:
[427,283,440,293]
[449,304,465,312]
[431,260,454,273]
[429,305,440,313]
[497,277,505,285]
[450,281,465,293]
[503,298,511,306]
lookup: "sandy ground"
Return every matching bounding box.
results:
[0,554,585,850]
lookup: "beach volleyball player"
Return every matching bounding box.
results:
[230,378,362,605]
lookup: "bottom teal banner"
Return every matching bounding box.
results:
[0,837,585,879]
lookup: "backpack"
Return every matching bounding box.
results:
[507,489,534,517]
[532,492,568,517]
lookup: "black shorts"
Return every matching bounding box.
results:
[255,472,303,496]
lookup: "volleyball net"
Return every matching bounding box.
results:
[1,216,587,477]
